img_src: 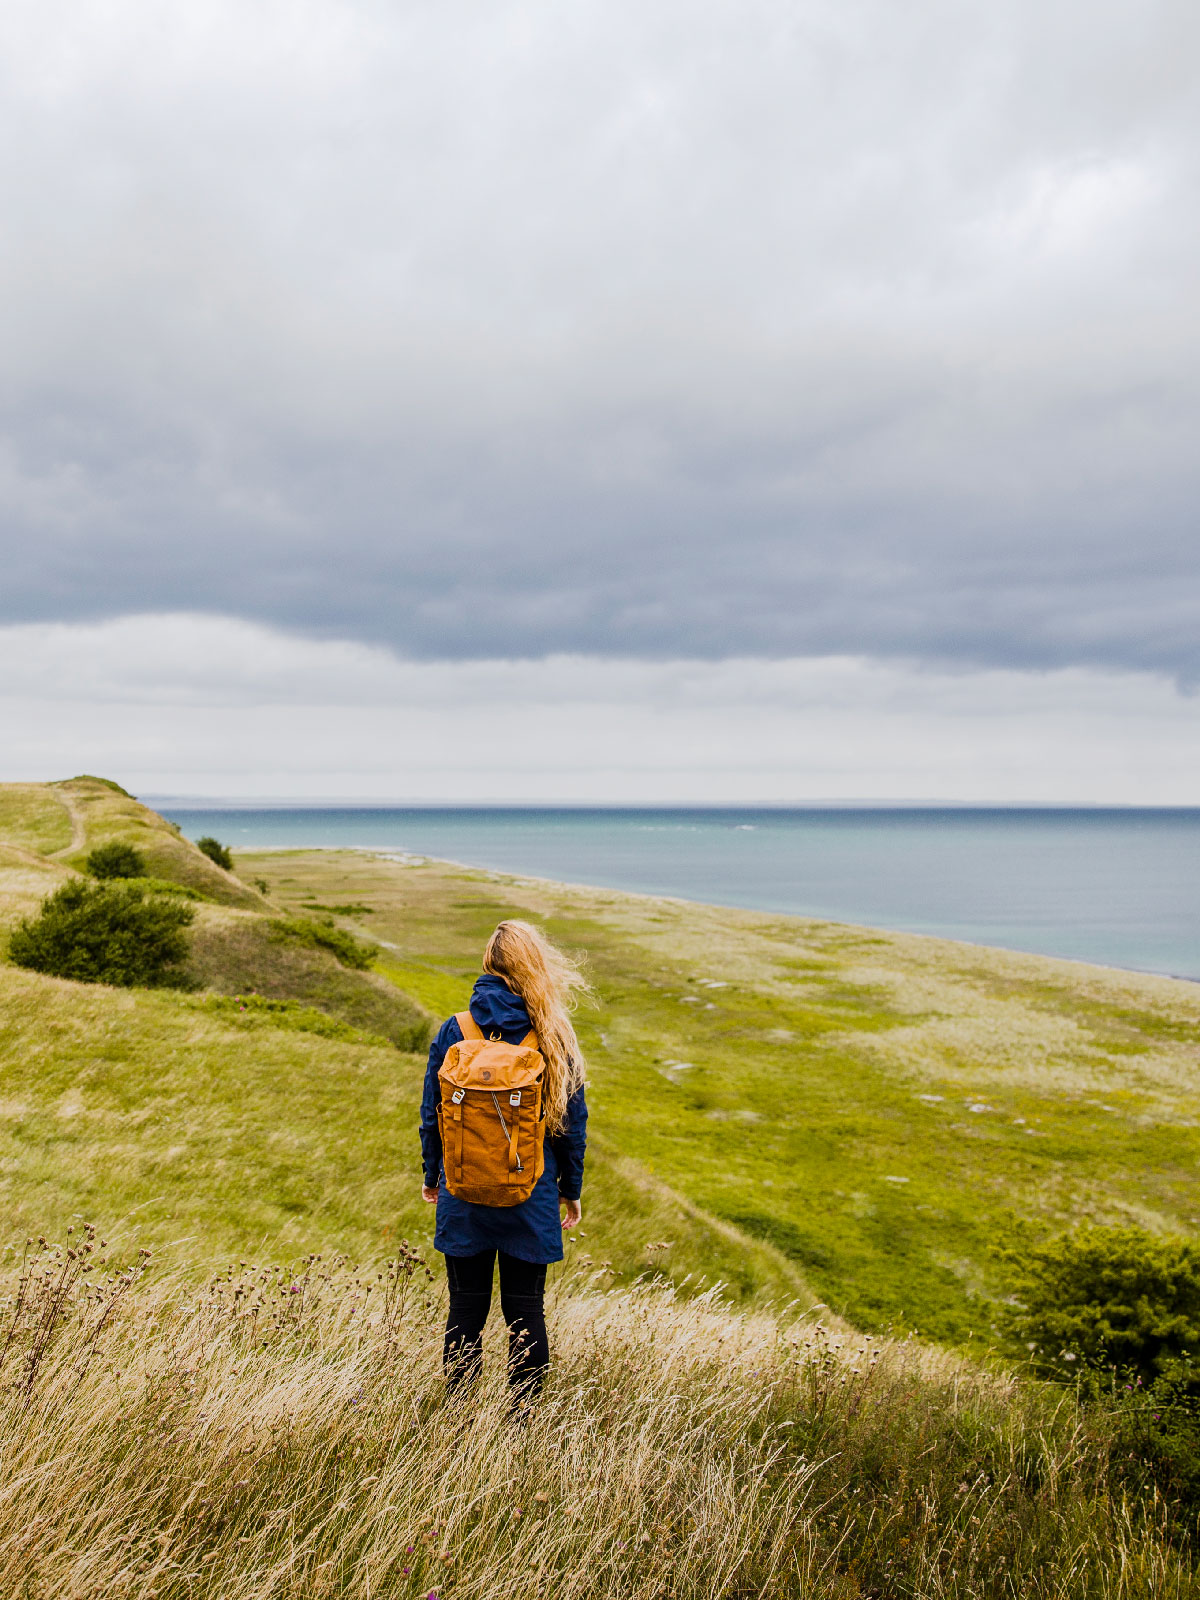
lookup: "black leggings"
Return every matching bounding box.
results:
[443,1250,549,1397]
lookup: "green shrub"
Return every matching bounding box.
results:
[1001,1226,1200,1529]
[196,837,234,871]
[268,916,375,970]
[1002,1225,1200,1384]
[85,841,147,879]
[8,879,195,988]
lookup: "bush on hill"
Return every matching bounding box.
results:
[1003,1224,1200,1527]
[85,840,147,880]
[8,879,195,988]
[196,836,234,871]
[269,915,375,970]
[1002,1225,1200,1385]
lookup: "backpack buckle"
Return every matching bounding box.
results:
[451,1089,465,1104]
[509,1091,521,1107]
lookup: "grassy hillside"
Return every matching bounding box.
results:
[185,908,430,1051]
[0,778,430,1051]
[53,777,272,908]
[3,779,1199,1335]
[240,846,1200,1343]
[0,783,75,853]
[0,959,801,1294]
[0,783,806,1299]
[0,782,1198,1595]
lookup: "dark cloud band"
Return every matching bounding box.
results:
[0,0,1196,676]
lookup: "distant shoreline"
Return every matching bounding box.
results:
[224,841,1198,993]
[164,804,1200,985]
[145,797,1200,812]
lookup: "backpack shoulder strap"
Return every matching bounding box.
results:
[521,1029,538,1049]
[456,1010,483,1041]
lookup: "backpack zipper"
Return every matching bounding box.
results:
[490,1093,524,1173]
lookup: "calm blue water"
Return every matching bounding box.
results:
[155,806,1200,981]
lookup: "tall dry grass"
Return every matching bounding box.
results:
[0,1232,1194,1600]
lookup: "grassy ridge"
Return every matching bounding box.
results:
[242,847,1200,1341]
[55,777,271,908]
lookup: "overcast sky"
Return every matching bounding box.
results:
[2,0,1197,798]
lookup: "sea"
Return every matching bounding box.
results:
[154,805,1200,983]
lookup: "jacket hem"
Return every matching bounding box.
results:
[436,1242,564,1264]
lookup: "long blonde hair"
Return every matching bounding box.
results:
[482,920,589,1134]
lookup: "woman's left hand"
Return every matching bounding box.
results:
[421,1184,439,1204]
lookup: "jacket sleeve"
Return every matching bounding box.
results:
[549,1083,588,1202]
[419,1017,461,1189]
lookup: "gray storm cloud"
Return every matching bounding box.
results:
[1,0,1197,672]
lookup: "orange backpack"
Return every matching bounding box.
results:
[437,1011,547,1206]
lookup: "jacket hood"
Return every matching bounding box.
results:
[468,973,532,1034]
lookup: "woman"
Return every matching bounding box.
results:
[420,919,589,1402]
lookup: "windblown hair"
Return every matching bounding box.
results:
[482,920,590,1134]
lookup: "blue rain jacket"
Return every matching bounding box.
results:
[420,974,588,1263]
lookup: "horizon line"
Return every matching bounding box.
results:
[140,795,1200,811]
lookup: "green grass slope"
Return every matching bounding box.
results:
[0,778,431,1060]
[0,843,70,920]
[0,784,75,854]
[5,781,1199,1336]
[53,776,270,908]
[0,959,806,1296]
[242,847,1200,1343]
[185,907,432,1051]
[0,783,807,1299]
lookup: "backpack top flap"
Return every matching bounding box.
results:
[439,1010,544,1092]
